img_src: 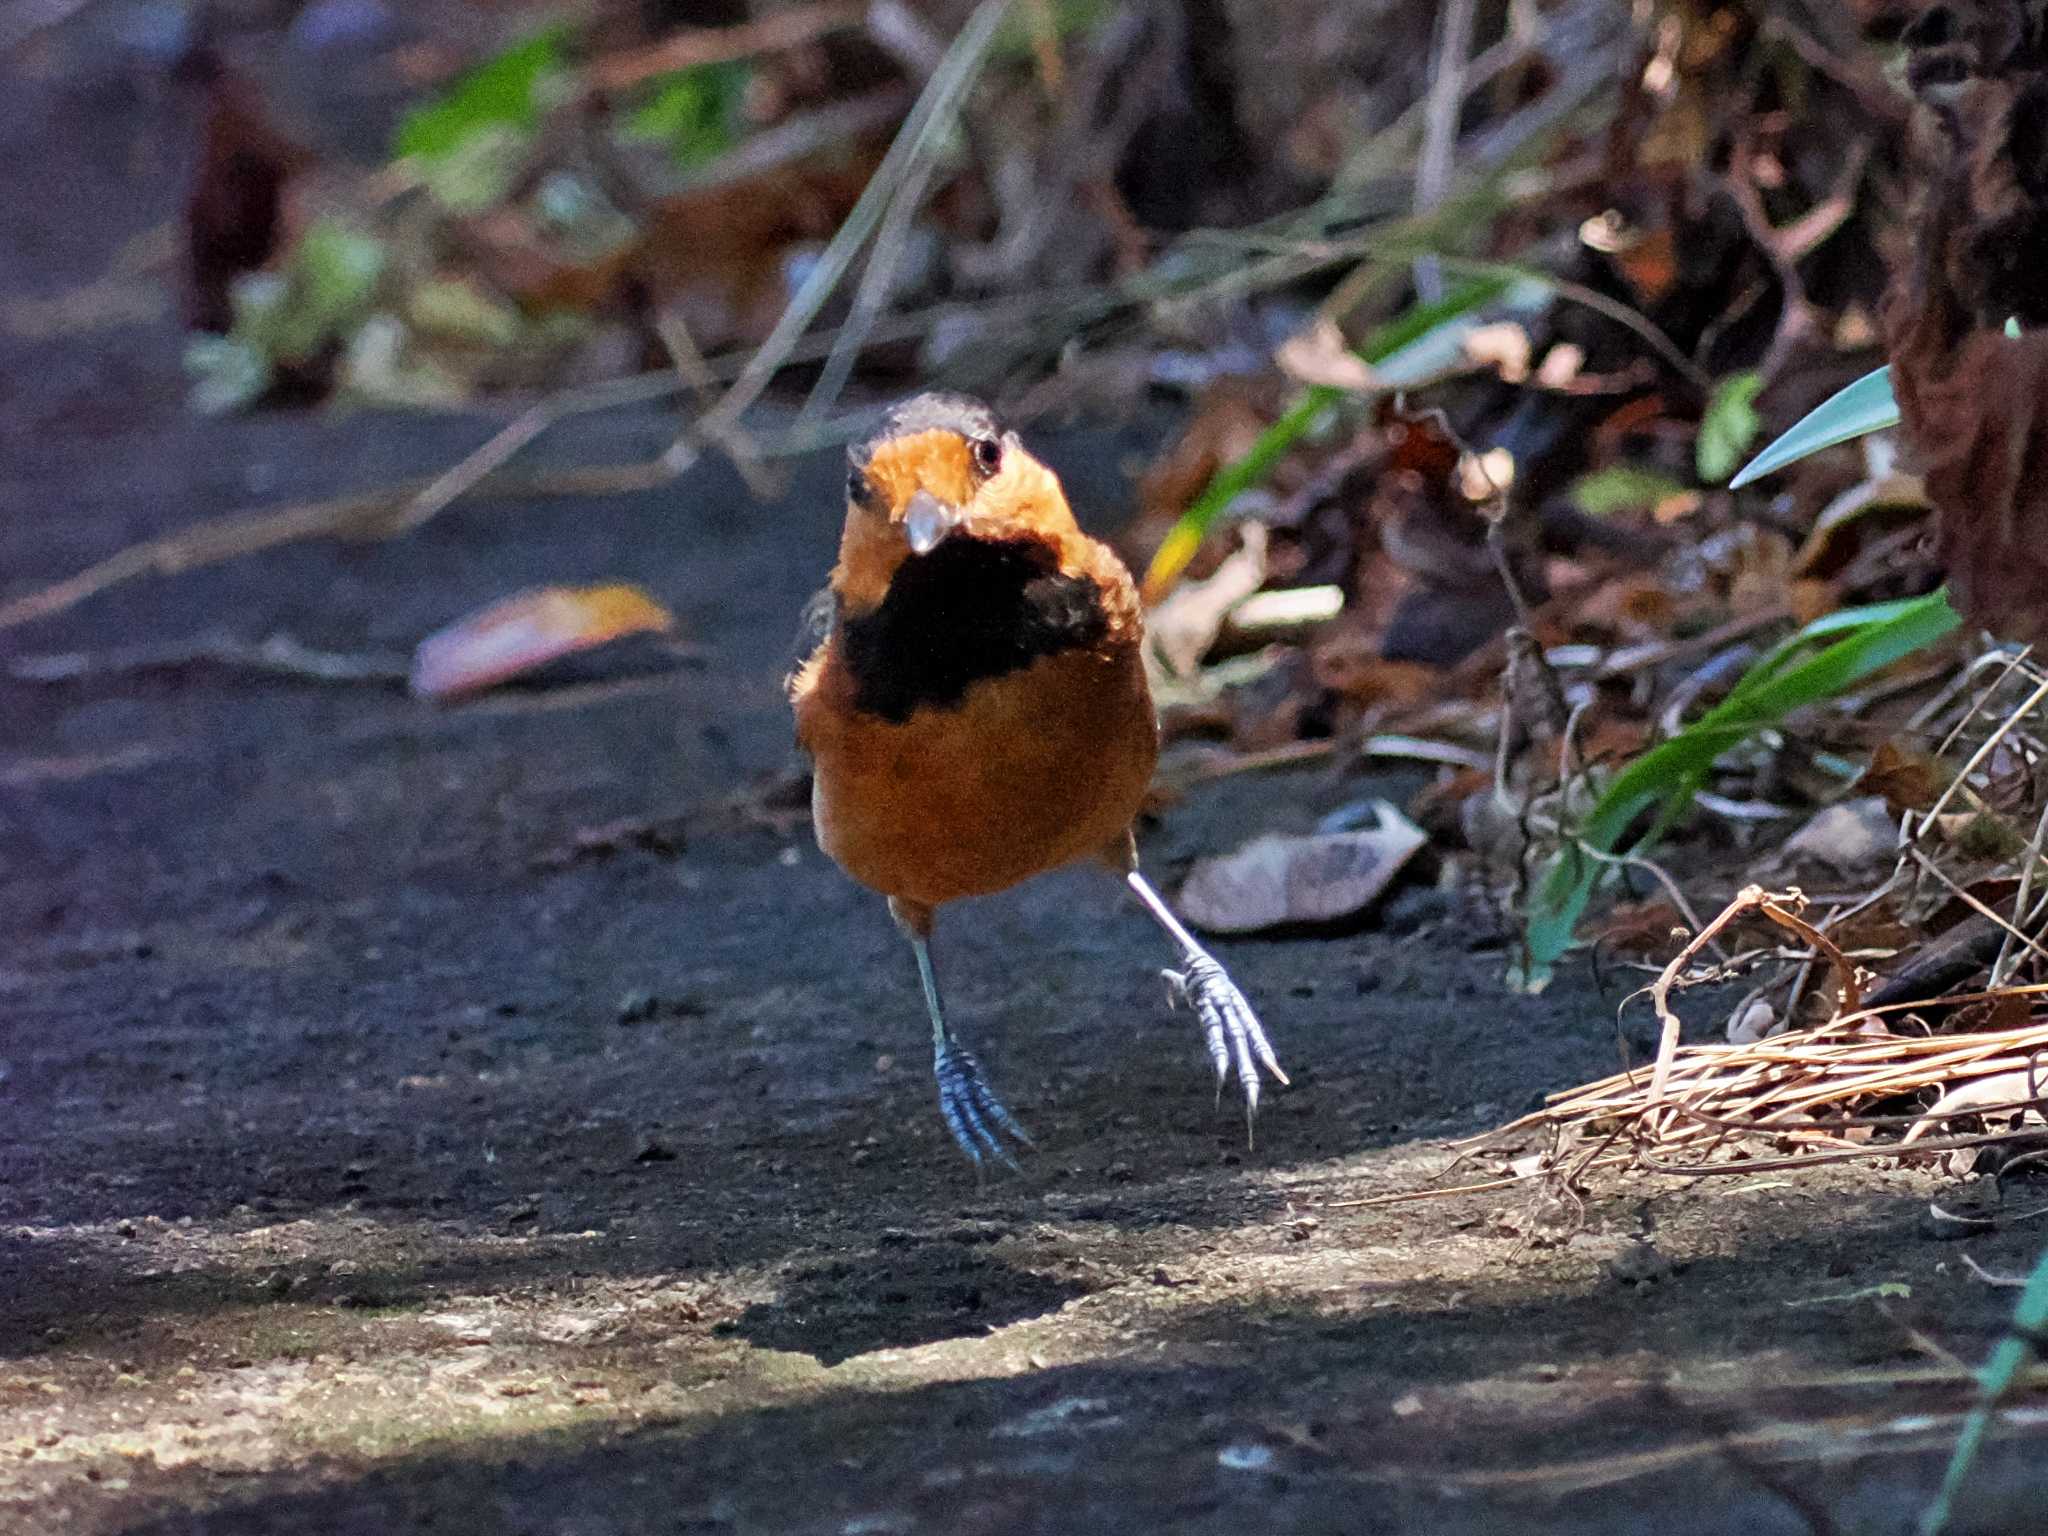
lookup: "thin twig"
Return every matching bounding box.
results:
[1414,0,1480,304]
[589,0,867,92]
[1992,794,2048,987]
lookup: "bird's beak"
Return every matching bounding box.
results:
[902,490,961,555]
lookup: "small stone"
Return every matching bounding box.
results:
[1607,1239,1673,1286]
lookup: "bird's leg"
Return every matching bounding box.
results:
[1123,869,1288,1135]
[892,898,1031,1170]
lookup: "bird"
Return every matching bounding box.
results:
[787,391,1287,1168]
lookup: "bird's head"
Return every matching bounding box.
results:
[832,393,1076,610]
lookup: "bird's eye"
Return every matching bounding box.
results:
[970,436,1003,476]
[846,466,873,508]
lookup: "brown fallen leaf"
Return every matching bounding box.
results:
[411,584,677,701]
[1588,898,1686,964]
[1177,803,1427,934]
[1854,738,1945,815]
[1884,1,2048,645]
[634,148,886,353]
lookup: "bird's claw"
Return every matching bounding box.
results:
[934,1037,1032,1172]
[1163,950,1287,1129]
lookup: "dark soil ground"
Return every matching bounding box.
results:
[5,27,2048,1536]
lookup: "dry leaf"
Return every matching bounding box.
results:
[1854,739,1943,814]
[1571,575,1678,640]
[1726,999,1779,1045]
[1145,524,1268,678]
[1308,642,1439,710]
[1901,1065,2047,1147]
[411,584,676,700]
[1589,898,1686,962]
[1275,318,1377,392]
[1462,322,1532,384]
[636,152,881,351]
[1177,803,1427,934]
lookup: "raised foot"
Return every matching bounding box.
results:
[1164,950,1288,1129]
[934,1037,1033,1171]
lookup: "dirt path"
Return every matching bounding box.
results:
[4,35,2047,1536]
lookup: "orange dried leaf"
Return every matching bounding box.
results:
[1854,739,1944,815]
[411,584,676,700]
[1615,225,1680,308]
[1787,578,1842,626]
[636,152,884,351]
[1570,575,1677,640]
[1573,716,1650,766]
[1308,638,1439,710]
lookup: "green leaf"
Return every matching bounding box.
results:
[1515,589,1961,988]
[1569,465,1692,518]
[284,221,385,352]
[1140,275,1512,601]
[993,0,1112,51]
[624,61,750,168]
[395,29,567,164]
[1727,366,1899,489]
[414,125,531,214]
[1696,371,1764,484]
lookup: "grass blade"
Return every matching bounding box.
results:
[1727,365,1898,489]
[1516,589,1960,988]
[1141,388,1335,606]
[1920,1242,2048,1535]
[681,0,1015,465]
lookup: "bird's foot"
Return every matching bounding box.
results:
[1163,950,1288,1132]
[934,1036,1033,1171]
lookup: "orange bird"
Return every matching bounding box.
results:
[789,393,1286,1166]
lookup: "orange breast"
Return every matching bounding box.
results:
[799,643,1157,908]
